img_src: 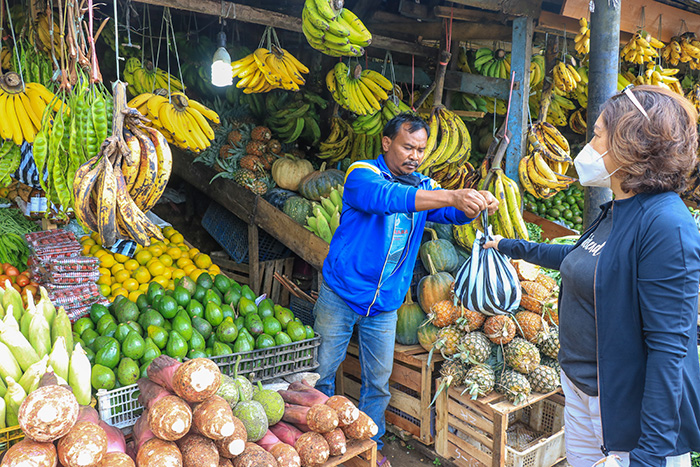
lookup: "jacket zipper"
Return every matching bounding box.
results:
[593,202,612,456]
[366,213,397,316]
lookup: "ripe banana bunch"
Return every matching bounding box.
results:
[620,31,664,64]
[306,185,344,243]
[661,35,700,68]
[632,64,683,94]
[543,91,575,127]
[326,63,393,115]
[473,48,511,79]
[1,48,10,71]
[0,74,62,146]
[686,84,700,117]
[430,162,478,190]
[418,106,472,174]
[265,101,321,145]
[572,66,589,108]
[302,0,371,57]
[318,117,355,162]
[128,92,220,153]
[457,47,471,73]
[553,61,581,92]
[123,58,185,97]
[380,96,413,127]
[231,46,309,93]
[574,18,590,56]
[485,98,508,116]
[73,83,170,247]
[28,14,63,58]
[530,54,545,88]
[569,108,587,135]
[520,122,576,199]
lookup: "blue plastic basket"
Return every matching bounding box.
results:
[202,201,291,263]
[290,294,316,326]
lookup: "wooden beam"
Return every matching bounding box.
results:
[433,5,511,24]
[368,11,513,42]
[537,10,633,44]
[442,70,512,101]
[399,0,437,21]
[364,61,432,86]
[448,0,541,17]
[131,0,435,57]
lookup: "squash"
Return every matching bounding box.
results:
[264,188,297,210]
[298,162,345,201]
[395,291,426,345]
[419,228,459,273]
[417,255,454,313]
[283,196,314,225]
[425,222,454,242]
[417,319,440,352]
[271,154,314,191]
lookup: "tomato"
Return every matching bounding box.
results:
[1,263,11,272]
[29,281,39,289]
[5,266,19,277]
[22,284,37,298]
[15,275,30,287]
[11,283,21,293]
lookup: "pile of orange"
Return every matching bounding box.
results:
[81,226,220,302]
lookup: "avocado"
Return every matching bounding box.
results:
[237,297,257,317]
[257,299,275,319]
[139,309,165,331]
[244,313,264,337]
[262,317,282,336]
[172,309,193,341]
[255,333,275,350]
[192,316,213,341]
[95,339,120,369]
[240,285,256,302]
[115,300,140,324]
[187,349,208,359]
[205,302,224,327]
[212,341,233,356]
[189,328,206,352]
[117,357,140,386]
[114,323,132,344]
[216,317,239,343]
[91,364,116,391]
[122,331,146,360]
[141,337,161,365]
[186,299,204,319]
[166,330,188,360]
[224,288,241,308]
[286,321,307,342]
[273,305,294,330]
[147,325,168,349]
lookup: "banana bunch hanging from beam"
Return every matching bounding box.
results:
[326,63,393,115]
[519,122,576,199]
[430,162,479,190]
[73,82,170,247]
[553,61,581,92]
[124,58,185,97]
[380,96,414,126]
[473,48,511,79]
[661,34,700,67]
[349,112,384,160]
[631,63,683,94]
[417,106,472,174]
[574,18,590,56]
[128,92,220,152]
[569,108,587,135]
[318,117,355,162]
[302,0,371,57]
[686,84,700,117]
[572,66,589,108]
[620,31,665,64]
[230,46,309,93]
[530,54,545,88]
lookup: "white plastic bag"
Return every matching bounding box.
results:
[453,214,521,316]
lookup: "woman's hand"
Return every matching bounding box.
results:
[483,235,504,250]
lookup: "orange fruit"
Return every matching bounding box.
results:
[100,255,116,269]
[208,264,221,275]
[193,253,212,269]
[152,275,169,288]
[90,231,101,242]
[148,261,166,277]
[170,233,184,244]
[176,257,193,269]
[112,288,129,299]
[114,253,129,263]
[182,263,197,276]
[110,282,123,293]
[80,236,95,245]
[97,275,111,286]
[166,247,182,260]
[139,283,149,293]
[135,250,153,266]
[133,266,152,284]
[189,269,205,282]
[161,268,172,280]
[171,269,186,281]
[98,284,111,297]
[128,290,143,303]
[114,269,131,284]
[148,244,164,257]
[89,245,102,255]
[178,245,189,252]
[122,278,139,292]
[159,255,173,268]
[98,267,111,277]
[81,245,92,256]
[111,263,125,275]
[163,226,175,239]
[187,247,200,259]
[124,259,140,272]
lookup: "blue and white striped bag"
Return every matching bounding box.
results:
[453,213,521,316]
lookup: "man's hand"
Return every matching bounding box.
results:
[451,189,499,218]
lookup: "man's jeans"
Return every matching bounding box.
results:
[313,282,397,450]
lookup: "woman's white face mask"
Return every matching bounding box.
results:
[573,144,620,188]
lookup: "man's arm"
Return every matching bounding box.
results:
[416,189,498,218]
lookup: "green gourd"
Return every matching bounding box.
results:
[419,228,459,273]
[297,163,345,201]
[395,291,426,346]
[416,255,454,314]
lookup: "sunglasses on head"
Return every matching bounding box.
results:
[618,84,651,121]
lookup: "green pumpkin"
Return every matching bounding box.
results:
[417,319,440,352]
[282,196,313,225]
[297,162,345,201]
[395,292,426,345]
[419,228,459,273]
[417,254,454,314]
[426,222,454,242]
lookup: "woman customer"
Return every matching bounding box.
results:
[485,85,700,467]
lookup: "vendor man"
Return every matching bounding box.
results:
[313,113,498,466]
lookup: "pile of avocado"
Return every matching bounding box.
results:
[72,272,316,391]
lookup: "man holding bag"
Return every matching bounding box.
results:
[313,113,498,465]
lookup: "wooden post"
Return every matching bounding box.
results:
[492,412,508,467]
[247,223,260,294]
[538,34,559,122]
[444,38,461,109]
[504,16,533,182]
[432,48,452,107]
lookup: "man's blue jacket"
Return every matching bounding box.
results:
[499,192,700,467]
[322,155,472,317]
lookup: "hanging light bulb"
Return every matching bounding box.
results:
[211,30,232,87]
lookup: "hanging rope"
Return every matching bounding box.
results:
[88,0,99,83]
[4,0,24,86]
[167,8,185,92]
[141,3,147,64]
[164,7,172,100]
[0,0,4,78]
[501,71,517,145]
[151,8,166,94]
[411,54,415,110]
[113,0,120,81]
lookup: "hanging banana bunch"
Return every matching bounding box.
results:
[128,92,220,152]
[569,108,587,135]
[457,46,471,73]
[318,117,355,162]
[123,58,185,96]
[574,18,590,56]
[431,162,478,190]
[473,48,511,79]
[326,63,393,115]
[660,34,700,68]
[301,0,372,57]
[530,54,545,88]
[73,82,171,247]
[553,61,581,92]
[686,84,700,118]
[519,122,576,199]
[632,63,683,94]
[417,106,472,174]
[572,66,589,108]
[620,31,665,64]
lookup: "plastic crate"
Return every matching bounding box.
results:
[290,295,316,327]
[202,201,290,263]
[0,426,24,454]
[97,337,321,431]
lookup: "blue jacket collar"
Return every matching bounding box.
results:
[375,154,432,186]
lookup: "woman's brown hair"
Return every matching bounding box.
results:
[600,84,699,194]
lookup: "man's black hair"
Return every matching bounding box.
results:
[383,113,430,139]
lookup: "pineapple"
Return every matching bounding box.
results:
[540,355,561,375]
[535,273,558,293]
[521,281,550,301]
[219,144,235,159]
[462,365,495,399]
[434,325,463,357]
[439,359,469,385]
[512,260,540,281]
[239,154,264,172]
[260,151,277,170]
[537,329,560,359]
[228,129,245,146]
[248,179,270,196]
[504,337,541,374]
[514,310,545,343]
[497,368,532,405]
[251,125,272,142]
[527,364,560,393]
[483,315,517,345]
[232,168,256,187]
[267,139,282,154]
[429,300,461,328]
[456,307,486,332]
[246,140,266,157]
[520,295,544,313]
[542,301,559,326]
[456,331,492,364]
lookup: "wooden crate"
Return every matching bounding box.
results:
[210,251,294,306]
[435,383,565,467]
[523,211,577,241]
[318,439,377,467]
[337,342,443,445]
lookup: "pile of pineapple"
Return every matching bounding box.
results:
[427,260,561,406]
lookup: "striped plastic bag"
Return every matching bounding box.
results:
[453,213,521,316]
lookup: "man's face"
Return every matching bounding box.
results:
[382,123,428,176]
